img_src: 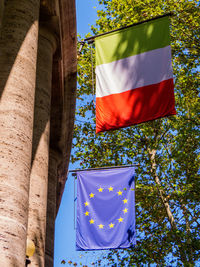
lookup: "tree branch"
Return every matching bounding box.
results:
[147,148,188,263]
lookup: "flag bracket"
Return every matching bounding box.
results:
[77,41,85,56]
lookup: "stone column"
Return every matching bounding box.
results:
[45,149,60,267]
[27,25,57,267]
[0,1,40,266]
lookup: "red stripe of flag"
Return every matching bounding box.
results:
[96,79,176,133]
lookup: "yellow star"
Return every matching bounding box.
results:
[84,201,89,207]
[98,187,103,192]
[109,223,115,228]
[84,211,89,216]
[89,219,94,224]
[98,224,104,229]
[108,186,113,192]
[118,217,123,222]
[117,190,122,196]
[123,198,128,204]
[89,193,95,198]
[123,208,128,213]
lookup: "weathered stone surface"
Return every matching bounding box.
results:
[27,25,57,267]
[45,149,60,267]
[0,0,40,266]
[0,0,77,265]
[44,2,77,265]
[55,0,77,213]
[0,0,4,31]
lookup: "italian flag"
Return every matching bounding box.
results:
[95,16,176,133]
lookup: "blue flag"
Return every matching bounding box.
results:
[76,167,136,250]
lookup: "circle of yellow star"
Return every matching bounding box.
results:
[84,201,89,207]
[89,219,94,224]
[123,198,128,204]
[98,224,104,229]
[84,211,89,216]
[89,193,95,198]
[109,223,115,228]
[98,187,103,192]
[123,208,128,213]
[117,190,122,196]
[118,217,123,222]
[108,186,113,192]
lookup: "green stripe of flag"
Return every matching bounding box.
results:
[95,16,170,66]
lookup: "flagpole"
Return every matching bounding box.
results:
[84,12,173,44]
[69,164,138,174]
[74,175,76,230]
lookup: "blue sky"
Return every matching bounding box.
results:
[76,0,100,37]
[54,1,101,266]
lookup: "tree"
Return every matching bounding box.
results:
[72,0,200,265]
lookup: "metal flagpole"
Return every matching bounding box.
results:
[69,164,138,174]
[74,173,76,230]
[84,12,173,44]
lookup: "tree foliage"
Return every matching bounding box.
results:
[71,0,200,265]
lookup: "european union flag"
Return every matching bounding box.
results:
[76,167,136,250]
